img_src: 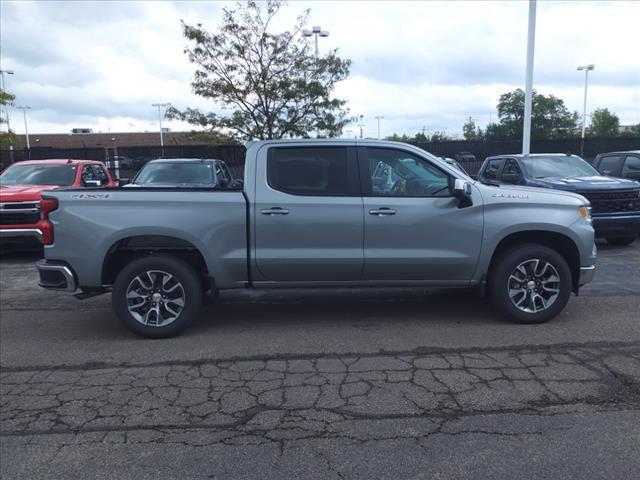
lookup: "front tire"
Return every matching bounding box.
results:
[490,244,572,324]
[605,236,636,246]
[112,255,203,338]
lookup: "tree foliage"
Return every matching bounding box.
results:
[385,131,452,143]
[496,88,579,140]
[168,0,351,140]
[0,88,16,149]
[462,117,483,140]
[587,108,620,137]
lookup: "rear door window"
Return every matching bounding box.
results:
[267,147,355,196]
[597,155,622,175]
[622,155,640,177]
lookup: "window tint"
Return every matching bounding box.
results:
[93,165,108,182]
[366,148,450,197]
[268,147,349,196]
[622,155,640,177]
[597,155,621,174]
[482,159,503,180]
[502,159,521,176]
[81,165,97,183]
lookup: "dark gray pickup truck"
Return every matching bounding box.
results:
[36,140,597,337]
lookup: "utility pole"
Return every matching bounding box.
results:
[0,69,15,133]
[151,103,170,157]
[374,116,384,139]
[577,64,595,156]
[522,0,536,155]
[16,106,31,150]
[302,26,329,58]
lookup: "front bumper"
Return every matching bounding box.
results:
[0,228,43,241]
[578,265,596,286]
[592,213,640,238]
[36,260,77,292]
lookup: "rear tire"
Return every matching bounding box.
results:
[605,236,636,246]
[112,255,203,338]
[489,244,572,324]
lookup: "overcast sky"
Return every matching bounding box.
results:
[1,0,639,138]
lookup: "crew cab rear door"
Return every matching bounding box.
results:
[359,146,483,282]
[253,145,364,283]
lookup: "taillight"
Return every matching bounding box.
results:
[40,197,59,245]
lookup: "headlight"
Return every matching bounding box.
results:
[578,205,592,223]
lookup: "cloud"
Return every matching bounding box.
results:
[1,0,638,137]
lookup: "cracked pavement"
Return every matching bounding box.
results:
[1,241,640,479]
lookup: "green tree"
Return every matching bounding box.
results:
[168,0,351,140]
[428,131,451,142]
[495,88,579,140]
[0,89,16,149]
[462,117,483,140]
[620,123,640,137]
[586,108,620,137]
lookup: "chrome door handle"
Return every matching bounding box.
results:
[261,207,289,215]
[369,208,397,216]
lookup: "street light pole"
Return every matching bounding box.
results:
[0,69,15,133]
[16,106,31,150]
[151,103,170,157]
[577,64,595,156]
[522,0,537,155]
[374,116,384,139]
[302,26,329,58]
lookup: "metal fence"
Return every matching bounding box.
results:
[2,136,639,179]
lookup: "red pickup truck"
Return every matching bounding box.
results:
[0,159,117,247]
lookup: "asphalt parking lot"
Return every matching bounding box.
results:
[1,241,639,479]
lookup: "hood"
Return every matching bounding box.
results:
[0,184,62,201]
[478,182,588,204]
[528,175,640,192]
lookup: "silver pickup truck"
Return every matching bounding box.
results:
[37,140,597,337]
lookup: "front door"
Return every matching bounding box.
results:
[360,146,483,283]
[253,145,363,283]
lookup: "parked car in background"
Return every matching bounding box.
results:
[125,158,238,188]
[442,157,468,175]
[453,151,480,177]
[478,153,640,246]
[37,140,596,338]
[592,151,640,181]
[0,159,117,247]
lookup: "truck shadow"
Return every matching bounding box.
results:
[193,287,501,333]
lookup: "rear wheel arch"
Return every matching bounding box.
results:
[101,235,212,289]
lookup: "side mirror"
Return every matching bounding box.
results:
[117,178,130,186]
[501,172,521,184]
[84,180,101,188]
[450,178,473,208]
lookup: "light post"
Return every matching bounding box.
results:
[302,26,329,58]
[522,0,537,155]
[151,103,170,157]
[15,106,31,150]
[577,64,595,156]
[0,69,15,133]
[374,116,384,139]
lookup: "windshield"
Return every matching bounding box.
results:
[0,164,77,186]
[521,156,599,178]
[133,162,214,186]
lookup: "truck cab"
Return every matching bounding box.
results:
[478,153,640,246]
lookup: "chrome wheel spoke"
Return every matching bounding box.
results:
[507,258,561,314]
[126,270,185,328]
